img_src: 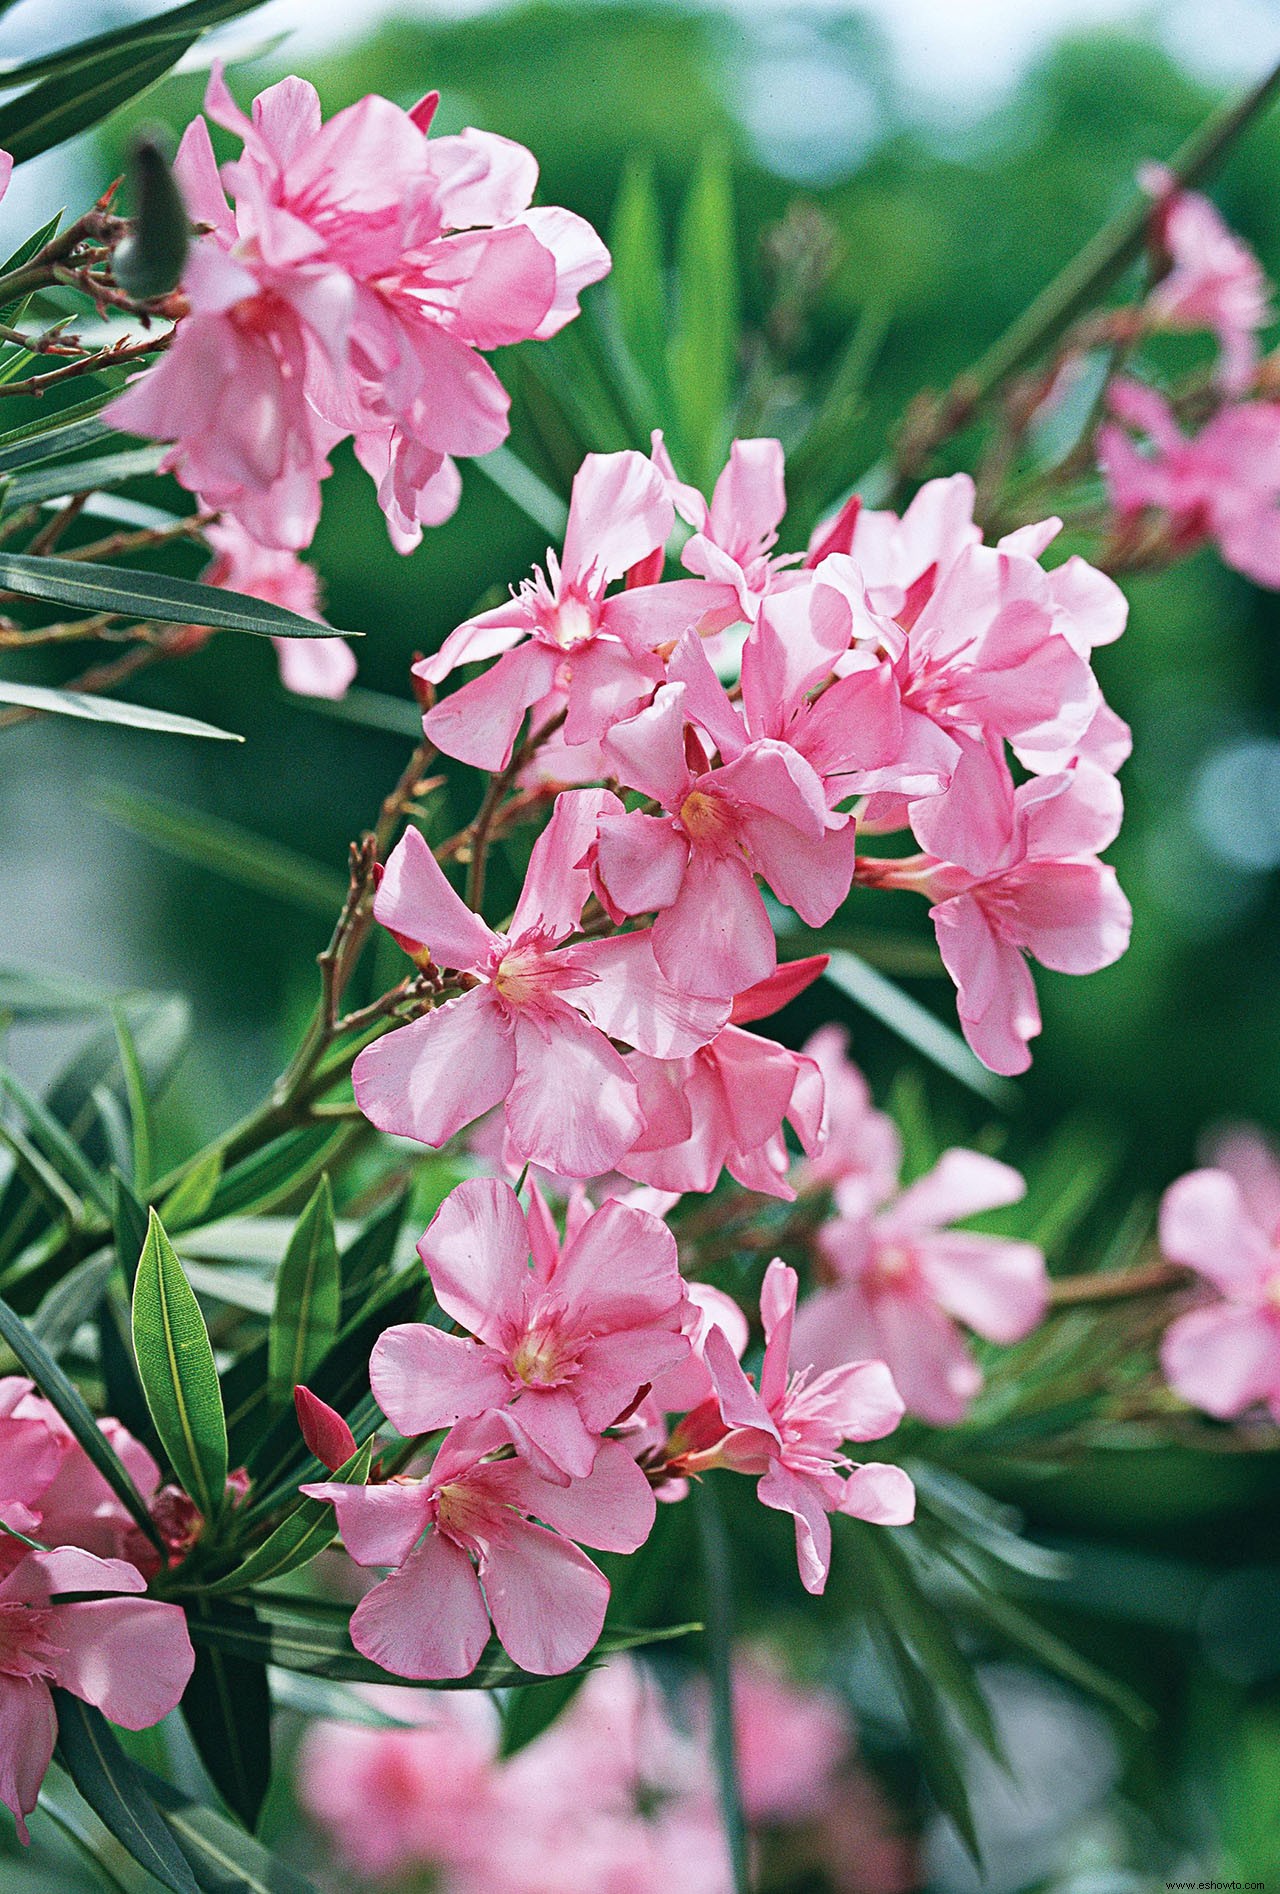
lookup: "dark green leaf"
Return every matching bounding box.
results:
[473,443,569,538]
[183,1602,272,1831]
[2,1067,112,1212]
[29,1247,114,1355]
[132,1208,228,1521]
[0,681,242,741]
[0,392,116,472]
[340,1189,408,1312]
[0,210,61,329]
[111,1169,149,1292]
[52,1693,200,1894]
[204,1123,357,1225]
[206,1438,373,1595]
[870,1615,982,1865]
[0,41,193,167]
[0,1287,163,1549]
[0,552,356,639]
[499,1670,588,1759]
[269,1174,341,1408]
[694,1480,749,1894]
[93,782,348,916]
[111,1010,152,1192]
[0,0,267,87]
[6,443,169,508]
[140,1765,317,1894]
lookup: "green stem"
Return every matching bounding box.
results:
[695,1480,751,1894]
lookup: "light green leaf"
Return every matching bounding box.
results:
[132,1207,228,1522]
[269,1174,341,1408]
[0,962,114,1019]
[160,1148,225,1231]
[141,1764,318,1894]
[669,142,738,487]
[0,393,116,472]
[0,551,356,640]
[52,1696,200,1894]
[111,1006,151,1191]
[1,1067,111,1212]
[0,681,242,741]
[7,444,168,508]
[609,156,672,423]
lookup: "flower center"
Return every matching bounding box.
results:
[545,595,598,649]
[868,1241,918,1295]
[509,1321,576,1389]
[678,789,736,847]
[493,949,548,1008]
[0,1601,62,1682]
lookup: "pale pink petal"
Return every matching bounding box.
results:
[417,1177,531,1338]
[652,850,775,1000]
[838,1462,915,1525]
[802,1358,906,1441]
[51,1596,194,1728]
[274,635,357,699]
[561,452,672,589]
[511,788,614,941]
[932,893,1041,1077]
[601,577,744,658]
[570,930,730,1056]
[560,638,664,747]
[864,1290,982,1426]
[707,437,787,550]
[888,1148,1027,1233]
[1204,1126,1280,1240]
[1002,861,1132,976]
[1159,1169,1276,1295]
[422,640,560,771]
[1161,1301,1280,1419]
[481,1520,609,1674]
[758,1259,799,1410]
[918,1232,1049,1342]
[427,127,539,228]
[602,683,693,809]
[352,989,516,1147]
[549,1198,682,1328]
[594,810,689,915]
[173,117,231,235]
[502,1386,599,1480]
[0,1675,54,1844]
[519,205,612,338]
[421,226,556,349]
[374,823,498,972]
[1045,555,1128,651]
[414,601,531,686]
[370,1322,510,1434]
[351,1531,491,1679]
[743,809,859,929]
[300,1480,431,1568]
[573,1326,690,1431]
[499,1438,656,1552]
[506,1008,642,1176]
[757,1462,833,1595]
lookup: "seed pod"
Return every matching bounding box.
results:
[114,133,189,303]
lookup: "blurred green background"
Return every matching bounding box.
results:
[2,5,1280,1887]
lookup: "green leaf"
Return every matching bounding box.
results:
[0,552,356,640]
[269,1174,341,1408]
[0,681,242,741]
[1,1067,112,1212]
[0,962,113,1019]
[52,1693,200,1894]
[132,1208,228,1522]
[0,41,195,167]
[0,392,116,472]
[473,444,569,538]
[669,142,738,487]
[0,0,267,88]
[111,1168,149,1292]
[6,443,169,508]
[183,1602,272,1831]
[160,1149,225,1231]
[340,1190,408,1312]
[870,1614,982,1865]
[111,1008,152,1192]
[609,156,672,424]
[140,1766,317,1894]
[958,1576,1154,1728]
[202,1123,356,1225]
[499,1669,589,1759]
[205,1438,373,1595]
[0,210,61,329]
[0,1288,163,1549]
[29,1248,114,1355]
[92,783,347,916]
[693,1481,749,1894]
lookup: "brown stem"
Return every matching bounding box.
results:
[0,328,170,399]
[1048,1259,1185,1305]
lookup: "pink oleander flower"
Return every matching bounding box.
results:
[109,70,608,552]
[617,956,829,1199]
[351,789,727,1175]
[674,1260,913,1594]
[0,1380,165,1578]
[297,1690,501,1881]
[651,431,801,621]
[368,1177,690,1481]
[795,1026,902,1212]
[1158,1135,1280,1421]
[417,449,737,771]
[202,515,357,699]
[0,1546,194,1843]
[862,764,1132,1076]
[595,675,857,1000]
[0,1380,70,1560]
[1141,164,1271,395]
[305,1416,655,1679]
[797,1149,1049,1425]
[731,1652,852,1826]
[1099,376,1280,589]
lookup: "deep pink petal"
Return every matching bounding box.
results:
[502,1386,598,1480]
[653,850,775,1000]
[481,1520,609,1674]
[370,1322,510,1434]
[417,1177,531,1339]
[498,1438,656,1552]
[374,823,498,971]
[353,989,516,1147]
[549,1197,683,1328]
[602,683,693,809]
[511,788,614,941]
[594,810,689,916]
[0,1675,54,1844]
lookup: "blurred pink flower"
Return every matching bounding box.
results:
[1159,1144,1280,1421]
[799,1149,1048,1424]
[1142,164,1271,394]
[1099,376,1280,588]
[0,1546,194,1843]
[370,1176,689,1481]
[352,789,727,1175]
[796,1025,902,1211]
[203,515,356,699]
[732,1653,851,1825]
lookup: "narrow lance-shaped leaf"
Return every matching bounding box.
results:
[205,1438,374,1596]
[160,1148,225,1231]
[132,1207,228,1523]
[112,1008,152,1192]
[0,683,242,742]
[183,1601,272,1831]
[609,156,672,423]
[669,142,738,489]
[0,0,269,88]
[0,552,359,640]
[269,1174,341,1408]
[139,1763,318,1894]
[0,1288,163,1550]
[0,40,197,167]
[52,1693,201,1894]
